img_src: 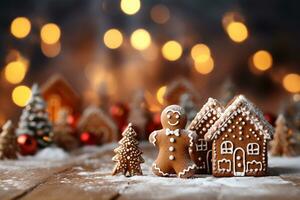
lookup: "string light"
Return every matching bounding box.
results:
[10,17,31,39]
[150,4,170,24]
[156,86,166,104]
[4,61,27,84]
[130,29,151,50]
[161,40,183,61]
[103,29,123,49]
[252,50,273,71]
[194,57,214,75]
[40,23,61,44]
[191,44,210,63]
[41,41,61,58]
[226,22,248,43]
[282,73,300,93]
[120,0,141,15]
[12,85,32,107]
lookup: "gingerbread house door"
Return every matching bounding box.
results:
[233,147,245,176]
[206,150,212,174]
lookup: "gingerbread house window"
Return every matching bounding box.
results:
[221,141,233,154]
[247,143,259,155]
[196,139,207,151]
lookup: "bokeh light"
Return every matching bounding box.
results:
[41,41,61,58]
[103,29,123,49]
[226,22,248,43]
[191,43,211,63]
[120,0,141,15]
[156,86,166,104]
[12,85,32,107]
[130,29,151,50]
[150,4,170,24]
[10,17,31,39]
[194,57,214,75]
[4,61,27,84]
[252,50,273,71]
[282,73,300,93]
[40,23,61,44]
[161,40,183,61]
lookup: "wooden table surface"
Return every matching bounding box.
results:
[1,143,300,200]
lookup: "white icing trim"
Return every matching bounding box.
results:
[188,98,224,131]
[205,95,274,141]
[233,147,246,176]
[188,131,194,147]
[150,131,158,146]
[246,160,262,172]
[217,158,231,172]
[221,141,233,154]
[152,163,170,176]
[196,139,208,151]
[178,164,197,178]
[247,143,260,155]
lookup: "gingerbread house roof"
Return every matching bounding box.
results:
[41,74,80,105]
[188,98,224,131]
[164,79,200,104]
[205,95,274,141]
[77,106,117,132]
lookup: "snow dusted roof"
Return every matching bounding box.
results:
[188,98,224,131]
[77,106,117,133]
[205,95,274,141]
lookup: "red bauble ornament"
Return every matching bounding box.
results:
[264,112,276,126]
[80,132,97,145]
[17,134,38,155]
[109,103,129,131]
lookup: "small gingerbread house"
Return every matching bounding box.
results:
[188,98,224,174]
[77,106,118,144]
[164,79,200,105]
[205,95,274,177]
[41,74,81,123]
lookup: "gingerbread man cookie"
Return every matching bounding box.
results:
[149,105,197,178]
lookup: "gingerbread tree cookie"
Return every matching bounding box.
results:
[0,120,18,160]
[188,98,224,174]
[112,123,144,177]
[205,95,274,177]
[270,114,296,157]
[149,105,198,178]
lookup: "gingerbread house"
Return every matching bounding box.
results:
[41,74,81,123]
[77,106,118,144]
[205,95,274,177]
[188,98,224,174]
[164,79,200,105]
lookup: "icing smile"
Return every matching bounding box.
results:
[168,120,179,126]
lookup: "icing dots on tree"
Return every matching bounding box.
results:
[112,123,144,177]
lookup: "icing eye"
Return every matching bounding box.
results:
[167,114,171,119]
[175,115,180,119]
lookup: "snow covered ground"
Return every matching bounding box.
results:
[0,144,300,200]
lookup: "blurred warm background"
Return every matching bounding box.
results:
[0,0,299,127]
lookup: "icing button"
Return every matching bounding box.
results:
[170,138,175,143]
[169,146,175,152]
[169,155,175,160]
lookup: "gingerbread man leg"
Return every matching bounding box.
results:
[174,163,197,178]
[151,162,175,177]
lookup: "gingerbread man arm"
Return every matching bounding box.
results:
[149,130,159,146]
